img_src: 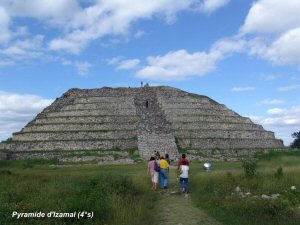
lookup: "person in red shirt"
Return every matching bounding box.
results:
[178,153,189,172]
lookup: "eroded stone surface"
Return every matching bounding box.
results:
[0,86,284,162]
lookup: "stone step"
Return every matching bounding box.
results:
[163,108,236,116]
[74,96,135,104]
[171,122,263,130]
[47,109,136,117]
[61,102,136,111]
[173,130,275,139]
[167,115,252,123]
[8,139,137,151]
[13,130,137,141]
[158,97,210,104]
[178,138,283,149]
[23,123,138,132]
[160,102,227,110]
[34,115,139,124]
[134,89,179,159]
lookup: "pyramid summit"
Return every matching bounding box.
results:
[0,86,284,162]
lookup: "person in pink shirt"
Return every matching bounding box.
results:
[148,156,159,190]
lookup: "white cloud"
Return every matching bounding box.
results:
[75,61,92,76]
[0,0,222,54]
[277,84,300,92]
[0,6,11,44]
[1,35,44,59]
[231,87,256,93]
[0,91,53,141]
[0,91,53,112]
[241,0,300,35]
[241,0,300,68]
[258,99,285,105]
[200,0,230,13]
[0,0,231,66]
[116,59,140,70]
[136,49,220,81]
[0,0,81,26]
[61,58,72,65]
[57,58,92,76]
[263,28,300,66]
[48,0,201,53]
[134,30,145,38]
[0,60,14,67]
[136,37,245,81]
[248,105,300,145]
[267,108,288,116]
[107,57,123,65]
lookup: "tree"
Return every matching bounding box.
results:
[290,131,300,148]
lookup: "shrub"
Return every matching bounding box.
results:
[274,166,283,179]
[241,158,257,177]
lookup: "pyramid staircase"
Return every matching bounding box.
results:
[134,88,179,160]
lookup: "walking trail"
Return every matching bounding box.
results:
[153,166,222,225]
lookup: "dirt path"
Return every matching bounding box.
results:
[153,167,222,225]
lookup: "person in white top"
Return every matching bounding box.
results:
[179,160,189,194]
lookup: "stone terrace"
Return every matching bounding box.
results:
[0,86,284,162]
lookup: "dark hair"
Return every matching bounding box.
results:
[182,154,186,158]
[150,156,155,161]
[165,153,169,158]
[182,160,187,165]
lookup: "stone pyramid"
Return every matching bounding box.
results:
[0,86,284,162]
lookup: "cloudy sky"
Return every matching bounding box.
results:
[0,0,299,145]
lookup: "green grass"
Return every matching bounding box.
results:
[0,161,155,225]
[0,150,299,225]
[190,151,300,225]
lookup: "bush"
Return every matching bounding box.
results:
[274,167,283,179]
[242,158,257,177]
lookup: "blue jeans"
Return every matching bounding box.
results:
[159,169,168,188]
[180,177,189,193]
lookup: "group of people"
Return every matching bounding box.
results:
[147,152,190,194]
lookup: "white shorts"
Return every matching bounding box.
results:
[151,171,159,183]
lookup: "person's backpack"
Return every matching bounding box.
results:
[154,160,160,172]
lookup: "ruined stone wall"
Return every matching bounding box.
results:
[156,88,283,159]
[4,88,140,162]
[1,86,284,162]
